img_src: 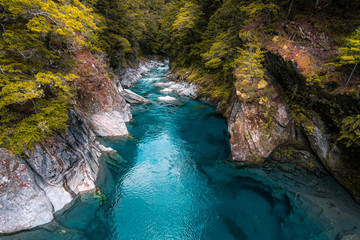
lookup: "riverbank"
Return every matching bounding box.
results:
[3,61,360,240]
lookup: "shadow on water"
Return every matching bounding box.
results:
[222,216,248,240]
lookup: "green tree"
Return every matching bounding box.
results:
[338,27,360,87]
[0,0,100,154]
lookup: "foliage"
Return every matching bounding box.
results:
[95,0,165,67]
[338,27,360,66]
[0,0,99,154]
[234,32,266,103]
[338,114,360,148]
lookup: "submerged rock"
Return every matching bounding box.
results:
[91,110,129,137]
[122,89,150,104]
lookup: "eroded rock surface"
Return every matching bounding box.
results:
[0,150,53,233]
[0,110,109,233]
[228,88,295,164]
[91,110,129,137]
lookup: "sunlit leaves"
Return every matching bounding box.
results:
[338,27,360,65]
[0,0,98,154]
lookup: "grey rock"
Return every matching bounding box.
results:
[0,150,53,233]
[154,82,172,87]
[91,110,129,137]
[122,89,150,104]
[157,96,179,103]
[118,60,163,88]
[0,110,109,233]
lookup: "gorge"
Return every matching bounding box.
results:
[3,61,360,240]
[0,0,360,239]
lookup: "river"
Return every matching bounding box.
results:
[5,62,360,240]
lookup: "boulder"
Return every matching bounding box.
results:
[157,96,179,103]
[91,110,129,137]
[122,89,150,104]
[159,88,174,93]
[154,82,172,87]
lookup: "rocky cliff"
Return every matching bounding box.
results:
[170,51,360,204]
[224,52,360,202]
[0,57,159,234]
[0,110,107,233]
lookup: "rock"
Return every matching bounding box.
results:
[91,110,129,137]
[0,109,104,233]
[95,141,116,153]
[117,96,132,122]
[154,82,172,87]
[117,60,163,88]
[168,82,197,98]
[337,232,360,240]
[0,150,54,234]
[304,116,360,202]
[155,80,197,98]
[121,89,150,104]
[228,86,294,164]
[157,96,179,103]
[159,88,174,93]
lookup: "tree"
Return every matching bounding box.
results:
[338,27,360,87]
[234,31,267,103]
[0,0,100,154]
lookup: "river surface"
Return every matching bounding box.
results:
[5,63,356,240]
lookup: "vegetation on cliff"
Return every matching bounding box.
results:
[0,0,100,154]
[158,0,360,154]
[0,0,359,156]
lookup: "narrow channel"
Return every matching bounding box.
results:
[6,62,330,240]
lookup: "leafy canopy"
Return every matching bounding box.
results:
[0,0,100,154]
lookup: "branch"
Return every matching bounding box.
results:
[28,10,58,25]
[345,57,360,87]
[286,0,295,19]
[0,66,5,75]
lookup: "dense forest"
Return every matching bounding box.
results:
[0,0,359,155]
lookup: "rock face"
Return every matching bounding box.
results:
[0,110,107,234]
[0,150,54,233]
[0,58,157,234]
[263,52,360,202]
[117,59,164,88]
[227,86,295,164]
[91,110,129,137]
[304,116,360,202]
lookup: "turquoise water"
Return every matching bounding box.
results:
[4,64,330,239]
